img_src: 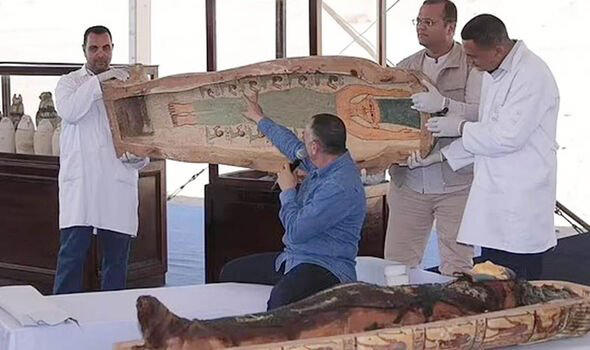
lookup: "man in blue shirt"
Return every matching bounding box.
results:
[233,92,367,310]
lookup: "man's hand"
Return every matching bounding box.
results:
[294,167,308,183]
[411,79,446,113]
[406,150,442,169]
[97,68,130,82]
[241,90,264,123]
[426,116,466,137]
[277,163,297,191]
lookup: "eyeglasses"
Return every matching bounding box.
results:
[412,17,438,27]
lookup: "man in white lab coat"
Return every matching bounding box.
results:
[53,25,148,294]
[409,14,559,280]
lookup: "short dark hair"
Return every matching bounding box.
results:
[422,0,457,23]
[310,113,347,156]
[83,25,112,48]
[461,14,510,48]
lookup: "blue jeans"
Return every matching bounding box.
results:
[53,226,131,294]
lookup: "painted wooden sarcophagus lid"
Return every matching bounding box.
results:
[102,56,434,172]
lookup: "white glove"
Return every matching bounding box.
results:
[426,117,466,137]
[119,151,148,170]
[98,68,130,82]
[406,150,442,169]
[411,79,446,113]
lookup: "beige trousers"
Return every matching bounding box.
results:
[384,183,473,275]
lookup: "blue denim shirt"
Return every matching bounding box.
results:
[258,118,367,283]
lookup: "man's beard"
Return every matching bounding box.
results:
[89,61,109,74]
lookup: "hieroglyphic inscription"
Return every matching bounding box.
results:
[203,123,276,145]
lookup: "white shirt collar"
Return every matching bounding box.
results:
[424,47,452,65]
[491,40,523,79]
[83,64,95,76]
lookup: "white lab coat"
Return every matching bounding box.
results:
[55,66,148,236]
[442,41,559,253]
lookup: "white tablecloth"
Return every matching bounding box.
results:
[0,271,588,350]
[0,283,271,350]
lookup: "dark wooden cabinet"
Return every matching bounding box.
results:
[204,170,388,283]
[0,153,167,294]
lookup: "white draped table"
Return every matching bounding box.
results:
[0,283,271,350]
